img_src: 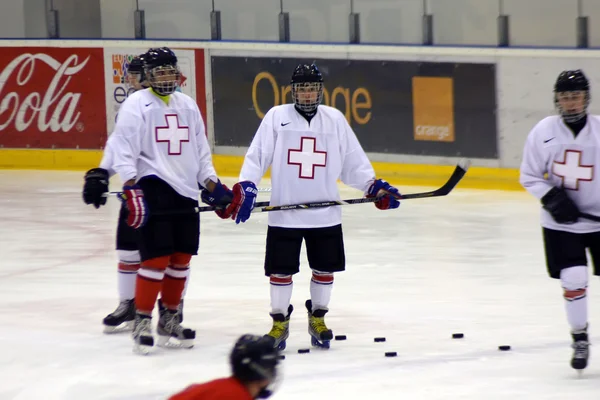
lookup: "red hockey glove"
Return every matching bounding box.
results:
[200,181,234,219]
[120,185,149,229]
[366,179,401,210]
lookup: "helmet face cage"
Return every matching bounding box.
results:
[147,64,180,96]
[126,56,146,91]
[292,82,323,113]
[255,365,282,399]
[554,70,590,123]
[555,91,589,123]
[126,71,143,90]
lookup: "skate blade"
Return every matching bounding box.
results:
[103,321,134,334]
[157,335,194,349]
[133,343,152,355]
[311,336,331,349]
[277,340,287,351]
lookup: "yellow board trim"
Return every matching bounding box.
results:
[0,149,523,191]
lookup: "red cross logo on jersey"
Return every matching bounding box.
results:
[155,114,190,155]
[552,150,594,190]
[287,137,327,179]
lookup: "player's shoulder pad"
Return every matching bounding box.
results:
[119,89,149,114]
[171,90,194,103]
[586,114,600,125]
[317,104,347,121]
[529,115,560,137]
[263,104,293,125]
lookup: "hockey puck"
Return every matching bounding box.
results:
[498,345,511,351]
[297,348,310,354]
[374,337,386,342]
[334,335,347,341]
[452,333,464,339]
[385,352,398,357]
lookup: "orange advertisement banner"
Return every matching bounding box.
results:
[412,76,455,142]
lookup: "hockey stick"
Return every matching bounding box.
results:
[580,213,600,223]
[102,187,271,197]
[152,159,471,216]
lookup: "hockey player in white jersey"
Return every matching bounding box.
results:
[83,53,156,333]
[84,53,189,334]
[208,64,401,350]
[107,47,232,354]
[520,70,600,371]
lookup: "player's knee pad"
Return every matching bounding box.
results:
[270,274,293,286]
[311,270,334,285]
[117,249,140,264]
[117,250,140,273]
[141,255,170,271]
[170,252,192,267]
[561,266,588,301]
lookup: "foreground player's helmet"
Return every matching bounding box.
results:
[554,70,590,123]
[291,63,324,113]
[144,47,180,96]
[230,334,281,399]
[126,54,147,90]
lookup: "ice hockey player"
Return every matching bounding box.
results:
[520,69,600,371]
[169,334,281,400]
[108,47,232,353]
[206,63,400,350]
[125,54,147,91]
[82,52,178,334]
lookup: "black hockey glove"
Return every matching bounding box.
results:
[541,187,580,224]
[83,168,109,209]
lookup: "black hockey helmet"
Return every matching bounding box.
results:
[126,54,148,90]
[290,63,324,113]
[230,334,281,399]
[144,47,180,95]
[554,70,590,122]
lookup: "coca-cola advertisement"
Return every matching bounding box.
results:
[0,47,106,149]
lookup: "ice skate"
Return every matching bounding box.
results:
[158,298,184,323]
[132,312,154,355]
[103,299,135,333]
[157,308,195,349]
[571,328,590,371]
[306,299,333,349]
[264,304,293,351]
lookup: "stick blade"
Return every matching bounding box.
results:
[457,158,471,173]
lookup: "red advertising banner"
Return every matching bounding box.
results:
[0,47,106,149]
[194,49,207,129]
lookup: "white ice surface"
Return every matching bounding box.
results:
[1,170,599,400]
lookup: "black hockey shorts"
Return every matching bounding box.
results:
[116,202,139,251]
[136,176,200,262]
[543,227,600,279]
[264,224,345,276]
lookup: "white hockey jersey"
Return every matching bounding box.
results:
[520,115,600,233]
[110,89,217,200]
[99,133,117,177]
[239,104,376,228]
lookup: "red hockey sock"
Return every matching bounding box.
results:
[161,253,191,309]
[135,256,169,314]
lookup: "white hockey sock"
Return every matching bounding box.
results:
[181,268,191,299]
[310,270,334,311]
[566,298,588,332]
[561,266,588,332]
[117,250,140,301]
[269,275,293,315]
